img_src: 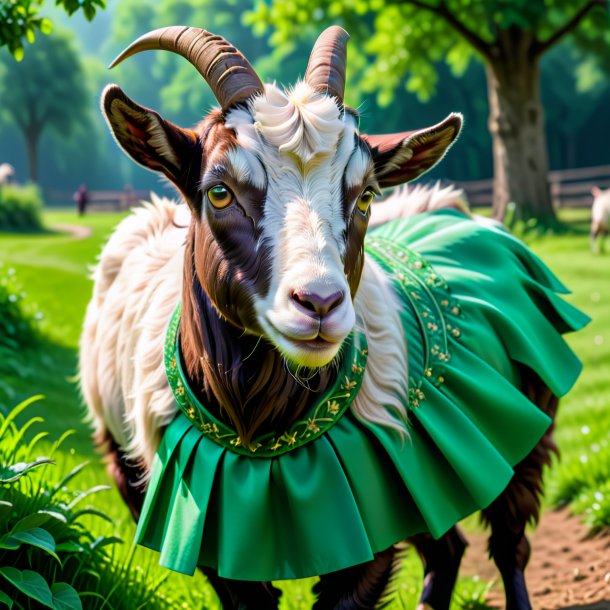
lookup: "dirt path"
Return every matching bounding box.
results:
[460,509,610,609]
[52,223,92,239]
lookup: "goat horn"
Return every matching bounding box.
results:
[305,26,350,104]
[109,26,264,112]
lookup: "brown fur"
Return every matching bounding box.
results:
[342,146,374,297]
[313,546,402,610]
[180,257,336,448]
[98,432,146,521]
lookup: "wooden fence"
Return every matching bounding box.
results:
[46,164,610,211]
[454,164,610,209]
[45,186,150,211]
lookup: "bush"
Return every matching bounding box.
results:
[0,184,43,232]
[0,396,173,609]
[0,264,41,355]
[0,265,44,402]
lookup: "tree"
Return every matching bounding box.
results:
[248,0,610,223]
[0,30,90,183]
[0,0,105,60]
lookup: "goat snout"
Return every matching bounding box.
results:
[290,289,344,317]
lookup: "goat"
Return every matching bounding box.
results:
[0,163,15,185]
[591,186,610,253]
[80,26,588,610]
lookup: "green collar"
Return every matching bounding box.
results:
[164,304,369,458]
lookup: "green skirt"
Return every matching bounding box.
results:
[135,210,589,581]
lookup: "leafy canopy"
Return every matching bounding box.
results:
[0,29,89,140]
[0,0,106,60]
[246,0,610,105]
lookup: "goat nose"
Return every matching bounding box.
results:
[291,289,344,317]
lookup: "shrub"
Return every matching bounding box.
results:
[0,264,41,356]
[0,265,42,399]
[0,262,42,410]
[0,184,43,232]
[0,396,173,609]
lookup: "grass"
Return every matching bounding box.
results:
[0,205,607,608]
[530,209,610,526]
[0,210,128,451]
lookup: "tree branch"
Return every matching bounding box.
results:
[533,0,607,56]
[399,0,495,59]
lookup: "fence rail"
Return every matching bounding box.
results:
[46,164,610,211]
[454,164,610,209]
[45,187,150,210]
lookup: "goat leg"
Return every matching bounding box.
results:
[312,546,399,610]
[481,368,558,610]
[411,526,467,610]
[487,530,532,610]
[201,567,281,610]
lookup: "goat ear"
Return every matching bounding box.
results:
[102,84,202,204]
[361,113,462,188]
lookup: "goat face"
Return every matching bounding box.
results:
[102,26,461,368]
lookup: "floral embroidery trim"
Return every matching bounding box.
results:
[365,237,463,411]
[164,304,369,458]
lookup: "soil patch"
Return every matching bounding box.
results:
[461,509,610,609]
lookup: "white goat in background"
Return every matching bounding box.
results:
[591,186,610,253]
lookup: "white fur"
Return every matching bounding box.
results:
[226,83,364,366]
[591,187,610,252]
[353,258,409,435]
[80,195,188,467]
[147,115,181,168]
[370,182,469,227]
[226,148,266,190]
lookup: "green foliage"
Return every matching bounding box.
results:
[549,424,610,509]
[0,0,106,60]
[248,0,610,104]
[0,263,41,356]
[0,396,174,609]
[0,184,43,231]
[571,480,610,534]
[0,262,45,405]
[0,30,92,182]
[107,0,274,124]
[453,578,495,610]
[532,208,610,533]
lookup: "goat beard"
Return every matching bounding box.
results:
[180,241,337,449]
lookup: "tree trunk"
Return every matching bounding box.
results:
[486,52,555,224]
[24,127,39,184]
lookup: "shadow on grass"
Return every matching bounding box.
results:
[0,337,94,456]
[0,223,60,236]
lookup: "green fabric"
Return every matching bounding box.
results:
[135,210,589,581]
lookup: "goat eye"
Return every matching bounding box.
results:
[207,185,233,209]
[357,189,375,214]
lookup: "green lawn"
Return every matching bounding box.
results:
[0,206,607,608]
[0,210,128,451]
